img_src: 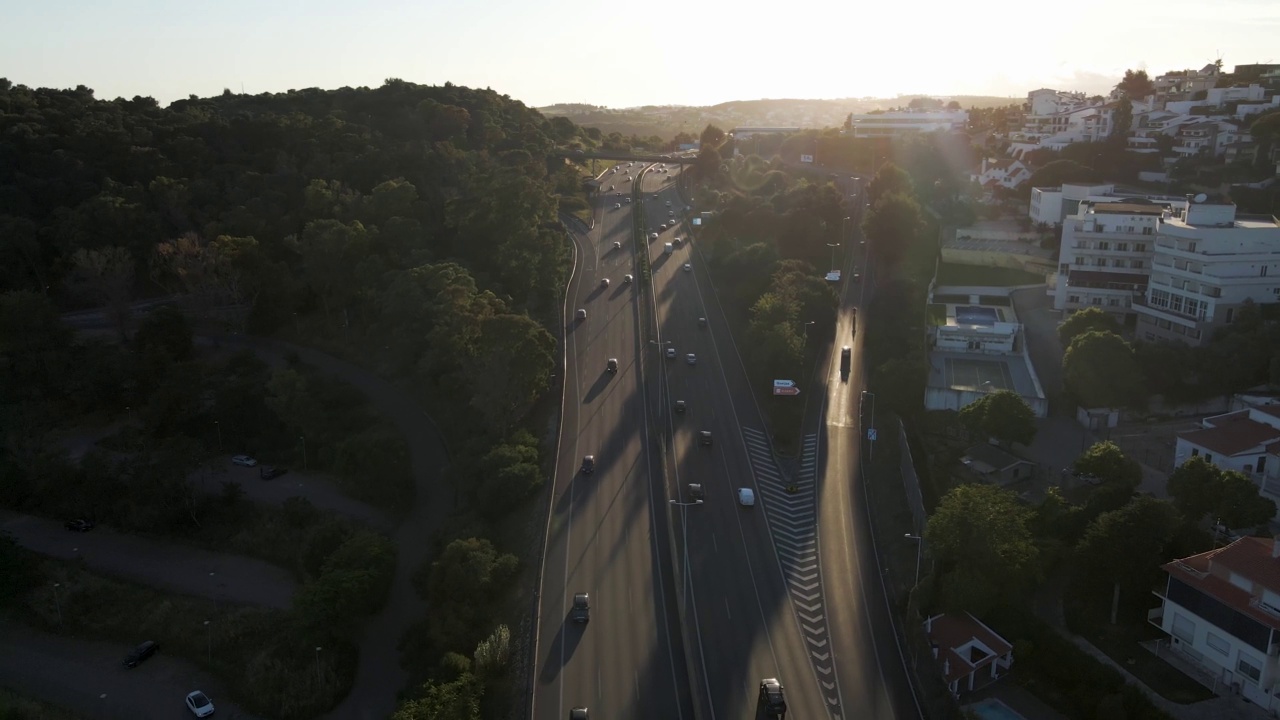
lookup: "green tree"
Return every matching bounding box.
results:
[64,246,136,342]
[466,314,555,431]
[1115,69,1156,99]
[861,191,925,272]
[866,163,914,207]
[1168,456,1277,528]
[1058,307,1122,346]
[925,484,1039,613]
[133,306,194,366]
[700,124,726,148]
[1063,331,1144,408]
[958,390,1038,447]
[424,538,520,652]
[1075,495,1179,624]
[391,674,483,720]
[1075,441,1142,488]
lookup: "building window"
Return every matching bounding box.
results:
[1191,448,1199,457]
[1172,613,1195,643]
[1206,453,1213,463]
[1068,295,1081,303]
[1091,298,1102,305]
[1095,258,1107,267]
[1226,308,1235,323]
[1206,633,1230,656]
[1145,332,1156,341]
[1075,256,1086,265]
[1098,242,1110,250]
[1117,243,1129,251]
[1238,656,1262,684]
[1142,227,1154,236]
[1114,259,1127,268]
[1109,298,1120,307]
[1133,260,1144,269]
[1264,266,1270,278]
[1259,456,1267,474]
[1136,242,1148,250]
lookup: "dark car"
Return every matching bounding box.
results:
[698,431,713,446]
[840,346,852,378]
[674,400,686,414]
[606,358,618,374]
[697,316,707,327]
[581,456,595,474]
[570,709,589,720]
[123,640,158,668]
[688,483,705,501]
[759,678,787,716]
[65,519,94,532]
[259,465,288,480]
[572,592,590,623]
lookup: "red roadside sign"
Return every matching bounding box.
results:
[773,386,801,396]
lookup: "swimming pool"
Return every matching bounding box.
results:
[966,698,1028,720]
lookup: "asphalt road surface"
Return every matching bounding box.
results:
[813,192,924,720]
[532,162,690,720]
[640,165,830,720]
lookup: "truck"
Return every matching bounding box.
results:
[664,242,674,255]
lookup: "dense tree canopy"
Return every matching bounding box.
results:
[1063,331,1144,409]
[926,484,1040,613]
[958,390,1037,447]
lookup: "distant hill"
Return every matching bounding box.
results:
[538,95,1022,139]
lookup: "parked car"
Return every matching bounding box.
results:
[232,455,257,467]
[65,519,94,532]
[572,592,590,622]
[185,690,215,718]
[260,465,288,480]
[122,640,158,668]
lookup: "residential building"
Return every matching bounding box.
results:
[924,301,1048,417]
[1153,65,1221,100]
[727,127,801,140]
[1134,200,1280,346]
[974,158,1031,190]
[1030,183,1189,226]
[1053,201,1165,319]
[959,443,1037,486]
[1150,536,1280,712]
[925,613,1014,698]
[1173,407,1280,503]
[845,109,968,138]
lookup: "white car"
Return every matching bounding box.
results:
[665,347,677,359]
[625,197,632,204]
[232,455,257,467]
[614,203,621,209]
[686,353,697,365]
[668,211,674,217]
[648,232,659,241]
[613,241,622,250]
[666,201,672,207]
[738,488,756,507]
[683,263,692,272]
[623,274,634,283]
[185,690,215,718]
[576,308,587,320]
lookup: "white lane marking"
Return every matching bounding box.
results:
[725,596,732,620]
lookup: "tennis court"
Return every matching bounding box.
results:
[946,357,1015,391]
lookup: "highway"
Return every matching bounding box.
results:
[532,163,690,720]
[639,165,829,720]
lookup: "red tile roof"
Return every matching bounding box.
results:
[1163,538,1280,631]
[927,613,1013,683]
[1178,413,1280,457]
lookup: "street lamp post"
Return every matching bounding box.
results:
[862,390,877,462]
[315,646,323,686]
[802,320,816,348]
[842,217,852,246]
[904,534,923,588]
[204,620,211,661]
[826,243,841,273]
[214,420,222,451]
[52,583,62,626]
[299,436,308,471]
[669,499,702,615]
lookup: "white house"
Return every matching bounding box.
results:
[1152,537,1280,712]
[925,613,1014,698]
[974,158,1031,190]
[1174,407,1280,504]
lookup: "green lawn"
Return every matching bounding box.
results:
[936,262,1045,287]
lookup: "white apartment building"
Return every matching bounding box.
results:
[1029,183,1189,226]
[1134,201,1280,346]
[1152,536,1280,712]
[1174,406,1280,499]
[1053,202,1165,318]
[973,158,1031,190]
[845,109,968,138]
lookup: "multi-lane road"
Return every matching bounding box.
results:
[533,160,922,720]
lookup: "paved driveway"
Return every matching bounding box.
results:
[0,620,262,720]
[0,510,295,609]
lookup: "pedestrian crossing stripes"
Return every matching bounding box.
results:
[740,429,843,718]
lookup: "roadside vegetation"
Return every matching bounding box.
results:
[0,688,82,720]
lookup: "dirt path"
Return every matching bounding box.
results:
[0,510,295,609]
[199,334,453,720]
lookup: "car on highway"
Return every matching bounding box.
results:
[570,709,589,720]
[575,308,586,320]
[581,455,595,474]
[625,197,632,203]
[185,690,215,717]
[122,640,158,668]
[683,263,691,273]
[65,519,94,532]
[648,232,659,241]
[686,353,697,364]
[572,592,590,623]
[613,203,621,209]
[607,358,618,374]
[665,347,677,359]
[665,200,671,207]
[668,210,674,217]
[738,488,756,507]
[689,483,705,501]
[232,455,257,467]
[260,465,288,480]
[623,274,633,283]
[698,430,712,445]
[759,678,787,716]
[613,241,621,250]
[673,237,682,247]
[698,317,707,327]
[609,185,614,191]
[600,278,610,289]
[674,399,686,414]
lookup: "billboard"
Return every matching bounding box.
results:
[800,154,814,163]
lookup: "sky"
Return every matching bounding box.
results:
[4,0,1279,109]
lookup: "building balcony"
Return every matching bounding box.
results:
[1133,295,1206,324]
[1152,259,1203,274]
[1072,228,1157,241]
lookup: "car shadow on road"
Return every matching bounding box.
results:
[582,369,615,405]
[537,619,584,685]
